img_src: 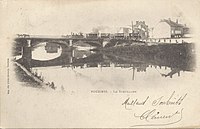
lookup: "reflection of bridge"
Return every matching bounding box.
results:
[15,35,104,70]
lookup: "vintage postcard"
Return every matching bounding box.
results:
[0,0,200,128]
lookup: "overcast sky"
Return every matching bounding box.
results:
[1,0,199,35]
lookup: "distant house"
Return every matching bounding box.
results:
[122,27,130,37]
[115,27,131,38]
[114,21,149,40]
[153,19,190,38]
[132,21,149,39]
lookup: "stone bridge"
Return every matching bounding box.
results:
[15,36,103,70]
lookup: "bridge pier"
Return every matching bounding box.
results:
[69,49,75,64]
[21,39,32,70]
[132,67,135,80]
[69,39,73,46]
[69,39,74,64]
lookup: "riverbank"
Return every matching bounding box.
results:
[14,62,44,87]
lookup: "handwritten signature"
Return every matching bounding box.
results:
[131,108,183,127]
[152,91,187,106]
[122,96,149,110]
[121,91,187,127]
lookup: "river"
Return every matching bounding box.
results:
[29,42,196,92]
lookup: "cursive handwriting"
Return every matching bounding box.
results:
[122,96,149,110]
[121,91,187,127]
[131,108,183,127]
[152,91,187,106]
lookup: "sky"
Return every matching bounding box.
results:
[1,0,200,35]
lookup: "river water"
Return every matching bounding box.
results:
[30,42,196,92]
[7,41,199,128]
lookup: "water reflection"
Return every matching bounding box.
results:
[68,43,195,79]
[69,54,194,80]
[31,42,195,81]
[29,43,195,90]
[32,42,62,60]
[22,42,194,89]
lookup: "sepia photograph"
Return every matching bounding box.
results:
[0,0,200,128]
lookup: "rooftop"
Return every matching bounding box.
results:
[160,19,187,28]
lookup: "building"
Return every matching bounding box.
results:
[153,18,190,38]
[131,21,149,39]
[114,27,131,39]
